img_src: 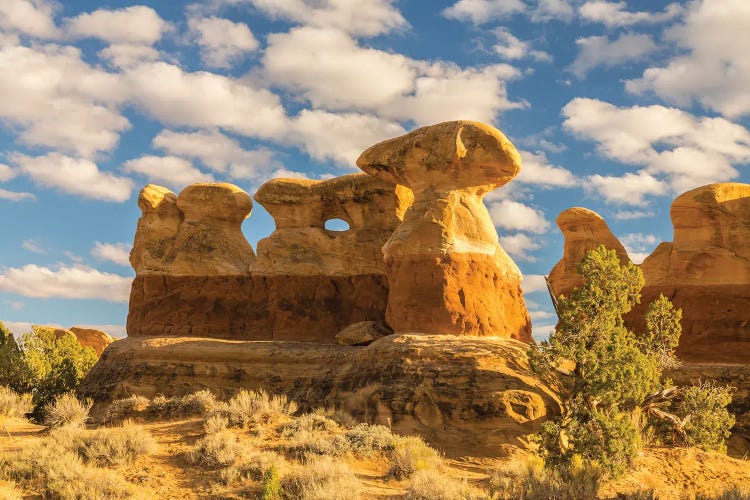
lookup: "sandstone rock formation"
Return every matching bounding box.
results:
[47,326,114,356]
[548,183,750,361]
[548,207,632,298]
[357,120,531,340]
[78,334,560,454]
[252,173,412,275]
[335,320,392,346]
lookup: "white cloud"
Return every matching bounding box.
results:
[188,16,259,68]
[585,172,666,206]
[620,233,659,264]
[247,0,407,37]
[2,321,38,335]
[517,150,575,187]
[0,164,15,182]
[0,264,131,302]
[288,109,406,166]
[499,233,542,261]
[530,309,555,322]
[579,1,683,27]
[532,323,556,341]
[531,0,574,22]
[13,153,134,202]
[0,44,130,157]
[91,242,132,267]
[443,0,525,24]
[124,62,288,140]
[493,28,551,61]
[153,129,277,179]
[563,98,750,192]
[0,188,35,202]
[65,6,169,45]
[263,27,522,126]
[0,0,58,38]
[21,239,44,254]
[4,300,24,311]
[522,273,548,294]
[570,33,656,78]
[627,0,750,119]
[122,155,214,189]
[488,199,550,233]
[613,209,653,220]
[98,44,160,69]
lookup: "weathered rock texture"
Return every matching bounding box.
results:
[78,334,560,454]
[252,173,412,276]
[548,183,750,361]
[548,207,632,298]
[357,121,531,341]
[48,326,114,356]
[127,176,402,342]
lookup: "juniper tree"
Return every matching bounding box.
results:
[531,246,734,475]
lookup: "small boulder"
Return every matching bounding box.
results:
[335,321,393,346]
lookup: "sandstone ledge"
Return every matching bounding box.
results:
[79,334,560,454]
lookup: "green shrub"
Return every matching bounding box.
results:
[220,450,284,485]
[676,382,735,453]
[44,392,92,428]
[261,464,282,500]
[280,455,361,500]
[388,436,442,479]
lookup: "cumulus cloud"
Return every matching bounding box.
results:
[188,16,259,68]
[98,44,160,69]
[627,0,750,119]
[499,233,542,261]
[0,44,130,157]
[579,1,683,27]
[288,109,406,166]
[0,188,35,202]
[443,0,573,24]
[585,172,666,206]
[613,209,653,220]
[570,33,657,78]
[64,6,169,45]
[521,273,548,294]
[620,233,659,264]
[246,0,407,37]
[488,199,550,233]
[493,28,551,61]
[563,98,750,193]
[516,150,576,187]
[0,264,132,302]
[91,242,132,267]
[0,0,58,38]
[122,155,214,189]
[0,164,14,182]
[263,27,522,126]
[153,129,277,179]
[12,153,134,202]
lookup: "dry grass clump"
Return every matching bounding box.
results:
[50,420,156,467]
[0,440,136,499]
[281,412,341,438]
[0,386,32,420]
[280,455,361,500]
[188,429,242,468]
[344,423,397,457]
[0,480,21,500]
[44,392,92,428]
[309,407,357,428]
[389,435,442,479]
[405,469,484,500]
[220,450,285,485]
[284,429,344,458]
[104,395,149,423]
[148,389,218,418]
[211,389,298,429]
[695,486,750,500]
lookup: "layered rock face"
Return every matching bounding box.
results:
[127,177,404,342]
[357,121,531,340]
[548,183,750,361]
[78,334,560,454]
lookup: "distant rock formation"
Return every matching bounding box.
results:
[47,326,114,356]
[548,183,750,361]
[357,121,531,340]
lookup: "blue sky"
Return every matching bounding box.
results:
[1,0,749,339]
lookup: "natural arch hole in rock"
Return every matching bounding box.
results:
[324,218,350,232]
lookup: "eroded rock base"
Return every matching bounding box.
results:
[78,334,559,454]
[127,274,388,342]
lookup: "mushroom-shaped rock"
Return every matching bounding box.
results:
[252,173,412,275]
[548,207,631,299]
[130,184,183,274]
[168,183,255,275]
[357,121,531,340]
